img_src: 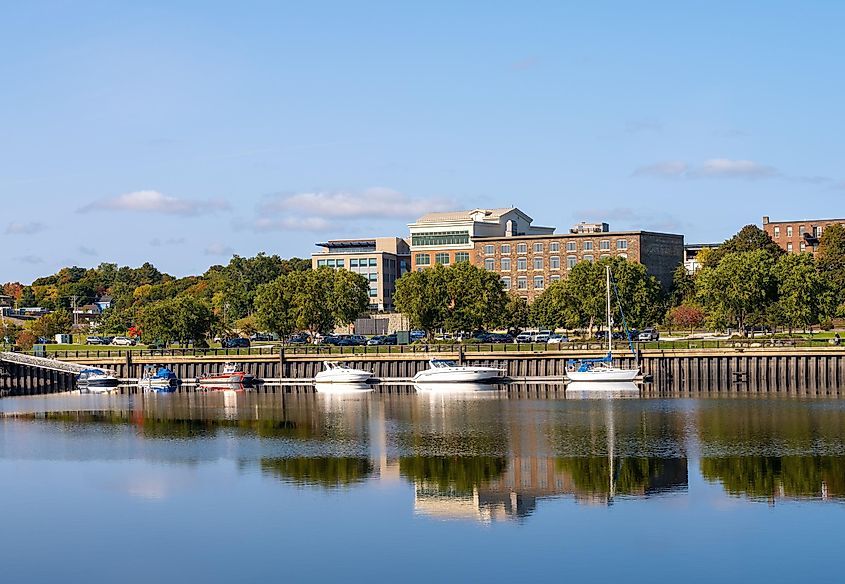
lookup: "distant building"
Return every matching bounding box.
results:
[474,230,684,301]
[95,295,113,312]
[0,294,13,308]
[312,237,411,311]
[684,243,720,274]
[763,216,845,255]
[408,208,554,271]
[570,221,609,234]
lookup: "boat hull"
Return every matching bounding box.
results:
[412,368,504,383]
[566,368,640,382]
[198,372,255,387]
[314,371,373,383]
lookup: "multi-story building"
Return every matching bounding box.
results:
[684,243,720,274]
[312,237,410,311]
[473,230,684,301]
[408,208,554,271]
[763,216,845,255]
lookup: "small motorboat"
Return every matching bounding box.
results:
[314,361,373,384]
[139,364,180,392]
[412,359,505,383]
[77,368,120,393]
[198,362,255,388]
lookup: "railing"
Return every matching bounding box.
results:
[24,337,843,360]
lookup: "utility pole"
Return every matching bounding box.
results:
[71,295,79,328]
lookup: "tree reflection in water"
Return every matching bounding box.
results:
[260,457,374,489]
[399,456,508,496]
[701,456,845,501]
[555,457,688,502]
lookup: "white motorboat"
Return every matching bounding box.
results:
[566,266,640,383]
[314,361,373,383]
[139,364,180,392]
[412,359,505,383]
[77,368,120,393]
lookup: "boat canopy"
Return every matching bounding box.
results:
[430,360,457,368]
[567,353,613,372]
[79,368,106,375]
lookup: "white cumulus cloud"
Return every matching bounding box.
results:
[260,188,455,219]
[78,190,229,215]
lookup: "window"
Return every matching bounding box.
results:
[517,276,528,290]
[567,256,577,269]
[369,258,377,267]
[534,276,544,289]
[502,276,511,290]
[411,230,470,246]
[336,259,345,268]
[327,259,336,267]
[317,259,327,267]
[533,243,544,253]
[551,274,561,283]
[350,258,359,267]
[600,254,611,259]
[533,257,544,270]
[617,239,628,250]
[787,242,793,252]
[600,240,610,251]
[369,287,378,297]
[517,257,528,270]
[501,244,511,254]
[550,242,560,252]
[566,242,577,252]
[435,253,450,265]
[774,227,781,238]
[455,252,470,263]
[369,273,378,281]
[484,258,495,271]
[800,241,806,252]
[550,256,560,270]
[583,241,593,251]
[484,244,495,255]
[501,257,511,271]
[584,255,594,263]
[517,243,528,254]
[787,226,793,237]
[799,225,806,236]
[415,253,431,266]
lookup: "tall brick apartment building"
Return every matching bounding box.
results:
[473,229,684,301]
[762,216,845,255]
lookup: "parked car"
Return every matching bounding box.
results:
[515,332,533,343]
[410,330,426,341]
[367,335,387,345]
[595,331,625,341]
[86,335,105,345]
[486,333,513,343]
[222,337,251,348]
[111,336,136,346]
[533,330,552,343]
[547,334,569,344]
[637,328,660,342]
[287,333,309,344]
[250,333,274,342]
[147,340,168,350]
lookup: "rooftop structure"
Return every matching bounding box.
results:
[684,243,720,274]
[570,222,609,234]
[408,207,554,270]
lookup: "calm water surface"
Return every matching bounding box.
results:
[2,388,844,583]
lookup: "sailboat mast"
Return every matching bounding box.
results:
[606,266,612,356]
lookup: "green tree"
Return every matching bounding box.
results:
[444,262,507,333]
[393,265,449,337]
[502,293,529,332]
[704,225,784,268]
[169,295,215,346]
[670,264,696,307]
[29,311,73,338]
[255,275,299,339]
[530,280,579,330]
[773,253,826,333]
[697,249,776,332]
[816,223,845,316]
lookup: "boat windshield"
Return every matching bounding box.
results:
[431,360,457,368]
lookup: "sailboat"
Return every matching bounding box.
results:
[566,266,640,383]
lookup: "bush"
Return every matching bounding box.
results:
[820,320,834,331]
[16,330,37,351]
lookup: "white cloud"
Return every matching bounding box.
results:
[260,188,455,220]
[204,242,234,256]
[633,158,780,180]
[78,190,229,215]
[5,221,46,235]
[78,246,97,256]
[631,161,688,178]
[692,158,778,179]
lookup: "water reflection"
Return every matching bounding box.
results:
[566,381,640,399]
[3,391,845,522]
[414,382,501,393]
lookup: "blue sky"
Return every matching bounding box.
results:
[2,0,843,282]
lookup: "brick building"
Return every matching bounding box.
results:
[763,216,845,255]
[473,230,684,301]
[408,208,553,271]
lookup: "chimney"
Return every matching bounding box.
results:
[762,216,770,225]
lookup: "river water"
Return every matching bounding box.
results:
[1,388,844,583]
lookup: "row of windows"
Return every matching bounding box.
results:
[773,225,824,239]
[316,258,346,268]
[349,257,379,268]
[415,252,470,265]
[411,230,470,247]
[485,253,627,271]
[501,275,560,291]
[483,240,629,255]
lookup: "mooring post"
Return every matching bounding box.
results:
[459,344,465,366]
[279,347,285,381]
[125,351,133,380]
